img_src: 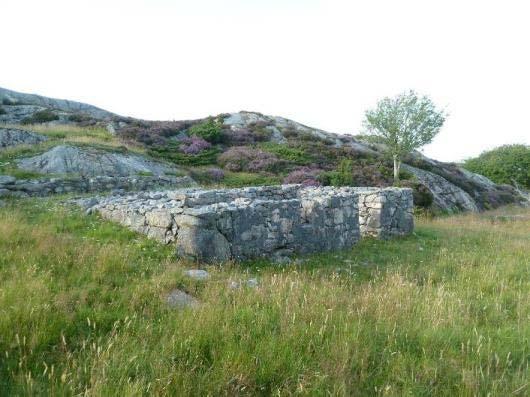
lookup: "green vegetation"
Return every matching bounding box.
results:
[0,199,528,395]
[148,145,219,166]
[259,142,313,165]
[188,118,223,143]
[463,144,530,189]
[221,171,281,188]
[21,109,60,125]
[0,105,6,115]
[364,90,447,182]
[322,158,356,186]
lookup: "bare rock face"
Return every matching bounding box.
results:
[0,128,48,149]
[402,164,479,212]
[17,145,178,177]
[0,86,115,122]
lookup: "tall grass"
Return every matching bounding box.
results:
[0,200,529,395]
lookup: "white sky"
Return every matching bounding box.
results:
[1,0,529,162]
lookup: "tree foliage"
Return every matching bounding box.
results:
[364,90,446,181]
[463,144,530,189]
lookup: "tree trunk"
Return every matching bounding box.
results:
[393,155,401,183]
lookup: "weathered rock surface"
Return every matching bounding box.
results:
[0,175,196,198]
[402,164,479,212]
[17,145,178,177]
[75,185,413,262]
[0,128,48,148]
[0,86,116,123]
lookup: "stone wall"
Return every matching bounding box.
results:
[0,175,196,198]
[353,187,414,239]
[76,185,414,262]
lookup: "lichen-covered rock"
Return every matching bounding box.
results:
[17,145,179,177]
[0,128,48,149]
[402,164,479,212]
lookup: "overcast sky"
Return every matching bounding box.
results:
[1,0,529,161]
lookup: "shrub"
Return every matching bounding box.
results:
[118,120,194,146]
[260,142,313,165]
[67,113,93,123]
[222,172,281,188]
[148,144,218,166]
[207,167,225,182]
[21,109,59,124]
[188,118,223,143]
[178,136,211,155]
[463,144,530,189]
[218,146,285,173]
[323,159,355,186]
[283,167,322,186]
[222,128,255,145]
[0,106,6,115]
[189,167,225,184]
[222,126,272,145]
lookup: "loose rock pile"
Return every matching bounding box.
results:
[76,185,414,262]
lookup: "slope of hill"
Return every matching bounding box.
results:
[0,86,526,212]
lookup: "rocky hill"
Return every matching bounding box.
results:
[0,86,526,212]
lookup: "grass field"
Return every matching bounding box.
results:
[0,199,529,396]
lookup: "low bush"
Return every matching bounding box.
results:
[189,167,225,184]
[21,109,59,124]
[118,120,196,146]
[218,146,286,173]
[188,118,223,143]
[463,144,530,189]
[148,145,218,166]
[283,167,322,186]
[67,113,94,123]
[178,136,211,155]
[0,106,6,115]
[222,126,272,145]
[221,171,281,187]
[260,142,313,165]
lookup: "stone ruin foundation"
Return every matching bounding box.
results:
[77,185,414,262]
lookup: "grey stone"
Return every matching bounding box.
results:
[0,128,48,149]
[229,278,259,290]
[17,145,180,177]
[76,185,413,262]
[166,289,199,309]
[0,175,16,185]
[184,269,210,280]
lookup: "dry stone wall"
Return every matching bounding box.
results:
[0,175,196,198]
[76,185,414,262]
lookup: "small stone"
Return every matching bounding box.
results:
[246,278,259,288]
[184,269,210,280]
[229,278,259,290]
[166,289,199,309]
